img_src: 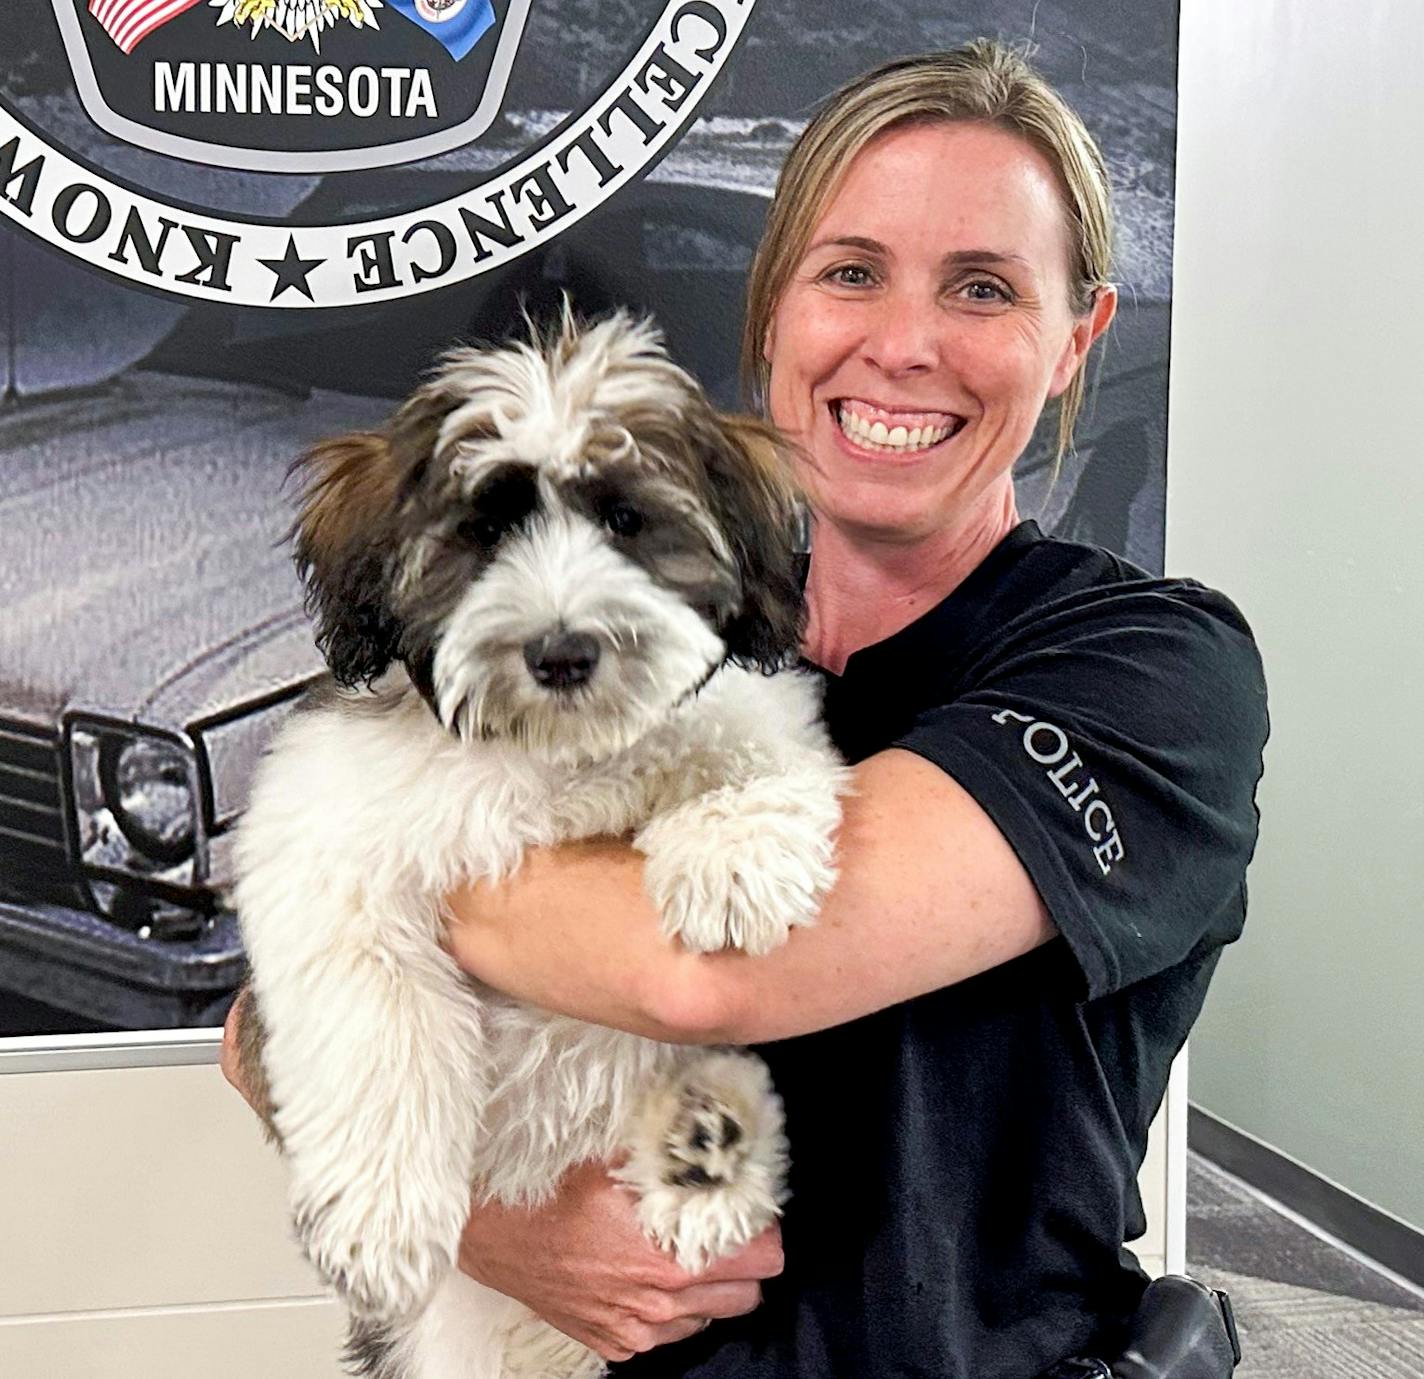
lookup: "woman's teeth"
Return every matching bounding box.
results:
[835,401,958,453]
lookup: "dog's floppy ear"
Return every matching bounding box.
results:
[288,429,407,687]
[697,411,806,672]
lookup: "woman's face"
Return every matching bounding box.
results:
[764,120,1114,544]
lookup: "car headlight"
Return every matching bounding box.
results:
[104,737,196,864]
[69,724,204,903]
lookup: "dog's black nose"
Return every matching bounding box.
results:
[523,631,601,690]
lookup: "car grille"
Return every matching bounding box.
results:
[0,719,73,894]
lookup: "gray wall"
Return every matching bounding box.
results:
[1168,0,1424,1230]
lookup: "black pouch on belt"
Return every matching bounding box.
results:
[1040,1275,1242,1379]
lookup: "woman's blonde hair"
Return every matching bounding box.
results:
[741,39,1114,462]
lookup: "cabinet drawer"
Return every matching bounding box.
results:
[0,1063,322,1316]
[0,1299,345,1379]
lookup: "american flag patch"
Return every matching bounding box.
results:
[88,0,204,53]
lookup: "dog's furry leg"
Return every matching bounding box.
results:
[349,1271,604,1379]
[615,1050,787,1274]
[285,938,481,1324]
[635,767,845,956]
[238,853,487,1327]
[634,667,848,956]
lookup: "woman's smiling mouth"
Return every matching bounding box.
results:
[832,398,966,455]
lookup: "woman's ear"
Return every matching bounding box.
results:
[697,411,806,672]
[1048,283,1119,398]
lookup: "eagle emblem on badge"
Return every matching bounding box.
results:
[85,0,490,56]
[211,0,384,50]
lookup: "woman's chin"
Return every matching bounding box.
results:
[811,497,947,545]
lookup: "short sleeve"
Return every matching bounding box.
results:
[893,583,1268,1000]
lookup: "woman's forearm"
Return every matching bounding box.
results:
[446,838,744,1044]
[445,751,1057,1046]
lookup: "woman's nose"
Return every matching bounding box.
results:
[859,293,942,376]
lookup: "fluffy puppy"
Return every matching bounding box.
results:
[234,311,848,1379]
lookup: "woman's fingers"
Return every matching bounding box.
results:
[535,1302,715,1363]
[649,1313,717,1346]
[661,1278,764,1320]
[658,1224,785,1288]
[593,1308,717,1360]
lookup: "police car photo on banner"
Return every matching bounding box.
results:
[0,0,1179,1045]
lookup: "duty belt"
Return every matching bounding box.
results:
[1038,1276,1241,1379]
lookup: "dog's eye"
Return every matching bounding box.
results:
[600,500,644,538]
[457,514,509,548]
[457,468,538,549]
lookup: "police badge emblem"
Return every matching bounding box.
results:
[53,0,524,170]
[2,1,758,307]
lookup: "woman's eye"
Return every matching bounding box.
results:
[961,278,1012,304]
[601,501,644,537]
[823,263,876,288]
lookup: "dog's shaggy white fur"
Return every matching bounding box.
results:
[233,313,847,1379]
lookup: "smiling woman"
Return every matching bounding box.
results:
[230,38,1265,1379]
[428,42,1267,1379]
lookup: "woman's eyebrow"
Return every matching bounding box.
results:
[805,238,1031,271]
[805,235,886,256]
[943,249,1032,269]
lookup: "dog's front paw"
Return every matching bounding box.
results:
[618,1051,787,1275]
[662,1078,755,1192]
[293,1176,463,1324]
[639,793,836,955]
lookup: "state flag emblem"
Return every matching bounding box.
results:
[386,0,494,61]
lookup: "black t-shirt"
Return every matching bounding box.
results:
[618,519,1268,1379]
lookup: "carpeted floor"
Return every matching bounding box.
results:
[1186,1152,1424,1378]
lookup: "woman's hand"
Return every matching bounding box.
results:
[458,1158,783,1363]
[219,988,281,1142]
[219,986,257,1106]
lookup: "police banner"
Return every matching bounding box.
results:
[0,0,1181,1041]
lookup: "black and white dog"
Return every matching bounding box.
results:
[234,312,847,1379]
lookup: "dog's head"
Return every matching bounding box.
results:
[291,310,804,763]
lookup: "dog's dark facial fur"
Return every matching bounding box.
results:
[290,314,805,716]
[693,411,808,671]
[288,402,441,689]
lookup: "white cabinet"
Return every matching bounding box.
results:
[0,1061,343,1379]
[0,1048,1183,1375]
